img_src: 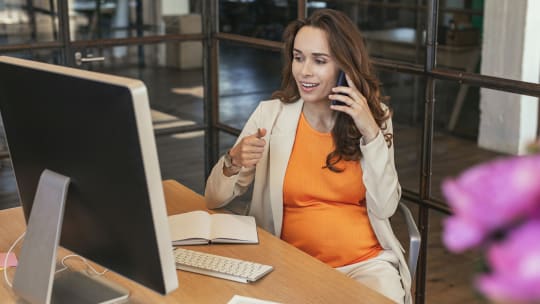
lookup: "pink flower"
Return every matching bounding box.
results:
[442,155,540,252]
[475,220,540,302]
[442,216,484,252]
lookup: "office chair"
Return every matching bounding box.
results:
[397,201,421,279]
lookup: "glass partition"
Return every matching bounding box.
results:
[218,41,282,129]
[0,0,58,44]
[309,0,427,65]
[379,70,426,194]
[219,0,298,41]
[69,0,202,40]
[436,0,539,84]
[157,131,205,194]
[432,81,536,203]
[74,43,204,127]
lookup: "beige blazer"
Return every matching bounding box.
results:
[205,99,412,304]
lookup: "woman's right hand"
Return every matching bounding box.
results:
[224,128,267,175]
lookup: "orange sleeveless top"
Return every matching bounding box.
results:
[281,113,382,267]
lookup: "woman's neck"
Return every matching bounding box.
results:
[302,102,336,133]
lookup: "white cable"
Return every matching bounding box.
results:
[3,231,108,289]
[56,254,108,276]
[3,231,25,288]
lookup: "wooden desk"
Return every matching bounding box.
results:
[0,180,392,303]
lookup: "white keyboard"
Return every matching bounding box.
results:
[174,248,273,283]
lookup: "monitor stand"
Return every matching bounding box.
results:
[12,169,129,304]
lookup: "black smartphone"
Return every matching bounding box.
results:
[331,70,348,106]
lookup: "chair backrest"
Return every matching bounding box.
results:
[397,202,421,279]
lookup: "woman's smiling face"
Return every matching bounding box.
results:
[292,26,339,105]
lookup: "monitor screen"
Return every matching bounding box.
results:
[0,56,178,298]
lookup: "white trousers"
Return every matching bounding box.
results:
[336,250,405,304]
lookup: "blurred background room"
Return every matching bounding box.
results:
[0,1,538,303]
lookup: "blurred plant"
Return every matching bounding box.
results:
[441,151,540,303]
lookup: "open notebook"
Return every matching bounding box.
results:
[168,210,259,245]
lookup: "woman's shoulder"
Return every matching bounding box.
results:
[253,99,282,117]
[259,98,282,108]
[257,98,302,111]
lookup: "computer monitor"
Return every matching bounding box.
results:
[0,56,178,303]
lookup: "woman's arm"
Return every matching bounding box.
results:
[204,103,264,209]
[360,116,402,219]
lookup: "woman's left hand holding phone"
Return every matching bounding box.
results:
[223,128,267,176]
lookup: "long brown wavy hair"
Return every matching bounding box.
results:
[272,9,393,172]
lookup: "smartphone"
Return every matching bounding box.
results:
[331,70,348,106]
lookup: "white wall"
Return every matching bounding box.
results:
[478,0,540,155]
